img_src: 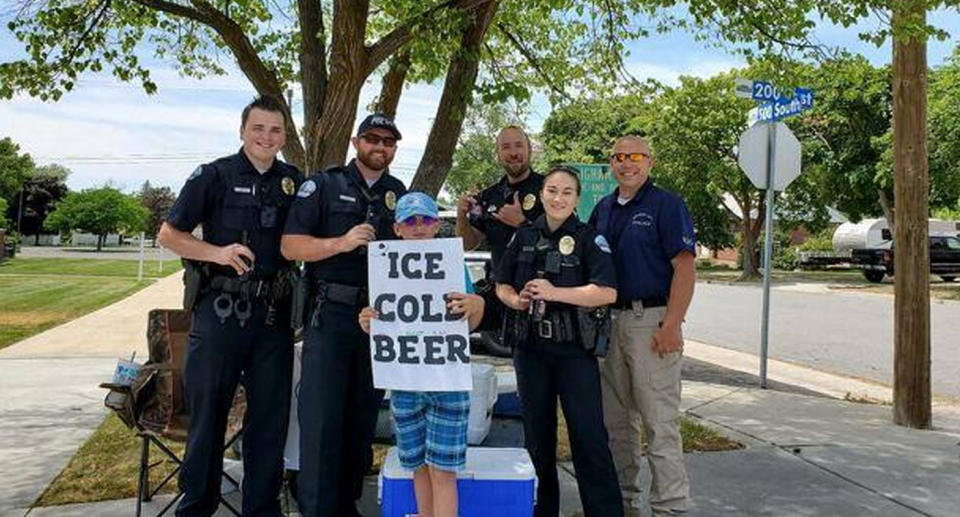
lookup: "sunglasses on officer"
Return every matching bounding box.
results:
[361,133,398,148]
[399,215,439,227]
[610,152,649,163]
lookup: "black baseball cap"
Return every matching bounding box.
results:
[357,113,402,140]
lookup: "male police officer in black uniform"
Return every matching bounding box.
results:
[158,95,302,517]
[456,125,544,270]
[281,114,407,517]
[456,126,544,332]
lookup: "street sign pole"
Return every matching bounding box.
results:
[737,78,811,389]
[759,122,777,389]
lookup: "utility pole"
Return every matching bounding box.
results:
[891,0,931,428]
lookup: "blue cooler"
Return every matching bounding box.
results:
[379,446,536,517]
[493,369,523,418]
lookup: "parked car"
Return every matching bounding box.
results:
[851,233,960,283]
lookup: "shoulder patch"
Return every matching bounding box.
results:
[297,180,317,198]
[595,234,612,253]
[187,166,203,181]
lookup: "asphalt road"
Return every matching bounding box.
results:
[685,281,960,400]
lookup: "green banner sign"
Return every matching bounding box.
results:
[571,163,617,220]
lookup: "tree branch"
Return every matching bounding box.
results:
[133,0,304,166]
[494,22,572,102]
[131,0,211,25]
[365,0,491,76]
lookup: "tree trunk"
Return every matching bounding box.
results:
[740,220,761,280]
[410,0,500,196]
[892,2,931,429]
[737,193,761,280]
[97,234,104,251]
[310,0,370,171]
[376,51,411,118]
[297,0,327,174]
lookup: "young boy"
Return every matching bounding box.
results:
[358,192,484,517]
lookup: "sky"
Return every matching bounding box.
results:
[1,6,958,195]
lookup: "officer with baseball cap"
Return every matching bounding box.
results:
[282,113,407,516]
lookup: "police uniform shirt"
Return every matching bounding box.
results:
[166,148,303,278]
[497,214,617,353]
[283,159,406,286]
[588,179,696,306]
[471,172,545,272]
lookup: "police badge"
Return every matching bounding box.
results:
[523,193,536,211]
[282,176,295,196]
[385,190,397,210]
[559,235,576,255]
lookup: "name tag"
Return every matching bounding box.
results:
[339,194,357,202]
[233,186,252,194]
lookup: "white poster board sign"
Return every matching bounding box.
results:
[368,238,472,391]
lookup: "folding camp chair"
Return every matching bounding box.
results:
[101,309,246,517]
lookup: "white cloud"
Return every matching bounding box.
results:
[0,65,449,192]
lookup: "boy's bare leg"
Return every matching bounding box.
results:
[413,466,434,517]
[429,465,458,517]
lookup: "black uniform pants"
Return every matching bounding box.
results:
[297,301,383,517]
[514,345,623,517]
[177,292,293,517]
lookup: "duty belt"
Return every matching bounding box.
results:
[612,296,667,310]
[314,280,368,307]
[208,275,276,298]
[536,311,575,342]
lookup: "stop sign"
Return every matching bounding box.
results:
[737,122,802,191]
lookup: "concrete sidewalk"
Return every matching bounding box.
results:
[3,272,960,516]
[0,273,183,516]
[9,376,960,517]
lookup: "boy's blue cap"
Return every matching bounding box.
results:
[395,192,439,222]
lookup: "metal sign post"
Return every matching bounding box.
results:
[736,78,813,388]
[759,123,777,388]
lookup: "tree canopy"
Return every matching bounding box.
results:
[44,186,148,250]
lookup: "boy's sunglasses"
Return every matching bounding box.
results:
[610,152,649,163]
[399,215,438,227]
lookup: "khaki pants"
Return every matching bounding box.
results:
[601,306,689,514]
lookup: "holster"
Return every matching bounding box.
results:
[501,308,530,350]
[578,305,612,357]
[181,259,205,312]
[289,267,307,331]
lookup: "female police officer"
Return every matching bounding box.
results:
[495,166,623,517]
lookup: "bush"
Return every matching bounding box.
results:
[796,229,835,252]
[773,246,799,270]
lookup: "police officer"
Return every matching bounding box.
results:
[158,95,302,517]
[495,166,623,517]
[456,126,544,331]
[281,114,407,517]
[589,135,696,516]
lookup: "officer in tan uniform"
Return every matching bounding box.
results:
[588,135,696,516]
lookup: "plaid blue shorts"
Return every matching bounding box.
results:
[390,390,470,472]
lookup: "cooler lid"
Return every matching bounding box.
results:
[380,446,535,480]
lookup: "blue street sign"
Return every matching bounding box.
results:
[751,81,781,101]
[756,89,815,122]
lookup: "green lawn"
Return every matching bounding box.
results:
[36,413,185,506]
[0,258,181,277]
[0,258,182,350]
